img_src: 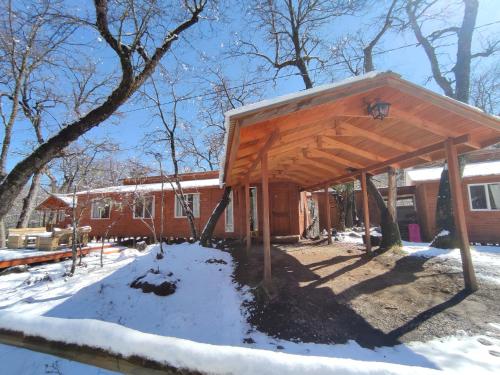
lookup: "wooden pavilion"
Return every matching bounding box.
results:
[219,71,500,291]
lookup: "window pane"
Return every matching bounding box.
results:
[488,184,500,210]
[225,191,233,232]
[92,199,111,219]
[101,202,110,218]
[176,195,186,217]
[92,202,100,218]
[134,198,144,218]
[193,194,200,218]
[469,185,487,209]
[144,196,153,218]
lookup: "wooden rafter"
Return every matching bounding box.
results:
[303,134,470,191]
[308,148,365,169]
[320,135,387,162]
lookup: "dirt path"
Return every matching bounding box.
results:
[233,241,500,348]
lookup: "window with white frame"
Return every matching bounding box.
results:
[225,191,234,232]
[91,198,111,219]
[174,193,200,218]
[133,195,154,219]
[468,183,500,211]
[57,210,66,222]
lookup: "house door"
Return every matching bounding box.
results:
[271,188,291,235]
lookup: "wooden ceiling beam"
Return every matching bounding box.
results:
[246,130,279,174]
[308,148,365,169]
[335,121,432,162]
[320,135,387,162]
[225,120,240,186]
[386,77,500,132]
[303,134,470,191]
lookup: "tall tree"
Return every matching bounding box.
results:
[405,0,499,248]
[235,0,366,88]
[144,79,200,239]
[0,0,74,244]
[198,72,262,245]
[0,0,208,225]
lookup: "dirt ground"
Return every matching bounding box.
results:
[233,240,500,348]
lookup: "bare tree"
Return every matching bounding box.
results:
[53,139,117,275]
[0,0,209,226]
[144,79,199,239]
[234,0,366,88]
[198,72,262,245]
[334,1,402,248]
[0,0,74,244]
[405,0,499,248]
[470,63,500,115]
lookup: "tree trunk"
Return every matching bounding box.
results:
[200,186,232,247]
[0,220,6,248]
[16,170,42,228]
[430,158,466,248]
[344,183,355,228]
[0,0,204,224]
[365,176,402,250]
[387,167,397,222]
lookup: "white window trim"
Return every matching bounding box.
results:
[90,198,112,220]
[225,191,234,232]
[468,183,500,211]
[133,195,155,219]
[174,193,200,218]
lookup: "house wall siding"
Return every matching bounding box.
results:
[72,187,241,239]
[416,175,500,243]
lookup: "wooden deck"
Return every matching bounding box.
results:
[0,244,125,269]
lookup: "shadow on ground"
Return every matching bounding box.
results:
[233,241,500,348]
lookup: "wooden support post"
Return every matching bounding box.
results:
[360,171,372,253]
[324,185,332,244]
[445,139,478,291]
[261,152,272,285]
[245,181,251,253]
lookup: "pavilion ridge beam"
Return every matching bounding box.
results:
[445,138,478,291]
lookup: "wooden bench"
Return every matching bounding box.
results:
[36,226,92,251]
[36,228,73,251]
[7,227,48,249]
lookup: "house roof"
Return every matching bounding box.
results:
[36,194,76,210]
[407,160,500,183]
[74,178,220,196]
[219,71,500,190]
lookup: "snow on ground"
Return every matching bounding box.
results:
[0,242,115,261]
[335,230,500,285]
[402,241,500,285]
[1,243,499,374]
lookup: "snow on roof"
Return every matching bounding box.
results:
[225,71,385,118]
[219,71,390,186]
[53,194,76,207]
[76,178,220,196]
[407,161,500,182]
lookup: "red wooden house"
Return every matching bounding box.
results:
[37,72,500,290]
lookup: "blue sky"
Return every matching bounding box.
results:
[3,0,500,176]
